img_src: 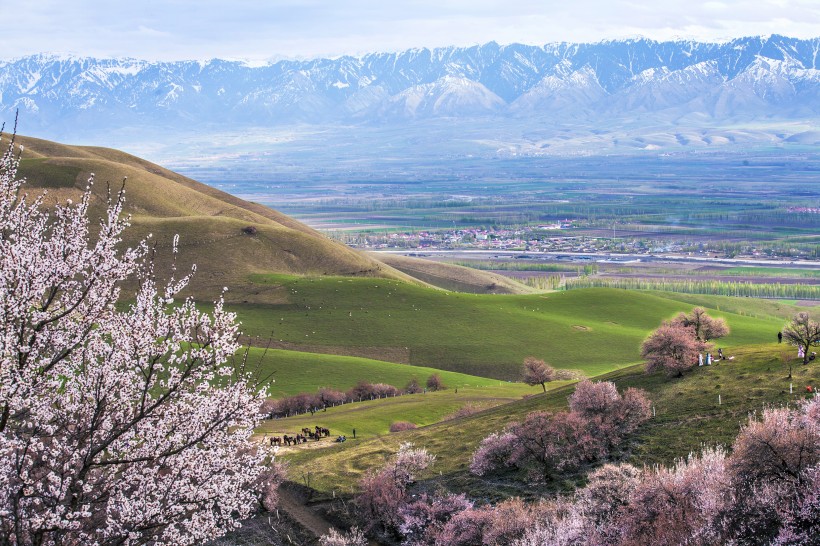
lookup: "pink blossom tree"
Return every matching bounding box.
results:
[471,382,650,483]
[0,131,274,544]
[641,321,707,377]
[774,464,820,545]
[355,443,435,537]
[618,447,732,546]
[568,379,620,417]
[436,498,543,546]
[729,400,820,488]
[575,463,641,544]
[521,356,555,393]
[426,373,445,391]
[672,306,730,342]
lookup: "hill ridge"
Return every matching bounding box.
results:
[11,134,419,300]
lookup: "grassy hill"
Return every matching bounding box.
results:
[231,275,786,379]
[246,347,522,399]
[371,252,536,294]
[279,342,820,496]
[12,134,418,301]
[257,382,541,440]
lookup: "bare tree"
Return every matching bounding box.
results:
[783,312,820,365]
[522,356,556,392]
[780,350,795,379]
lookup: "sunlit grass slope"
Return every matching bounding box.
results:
[12,134,416,301]
[247,347,516,399]
[233,275,786,379]
[281,343,820,496]
[257,382,540,440]
[372,252,537,294]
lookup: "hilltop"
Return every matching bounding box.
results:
[11,134,417,301]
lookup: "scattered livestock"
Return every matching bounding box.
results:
[267,425,331,448]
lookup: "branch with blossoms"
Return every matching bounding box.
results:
[0,126,278,546]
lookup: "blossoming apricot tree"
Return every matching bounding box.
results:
[0,130,272,545]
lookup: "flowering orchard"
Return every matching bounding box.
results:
[0,131,275,544]
[470,380,652,483]
[347,397,819,546]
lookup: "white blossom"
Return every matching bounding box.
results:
[0,131,274,545]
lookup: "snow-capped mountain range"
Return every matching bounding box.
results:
[2,35,820,141]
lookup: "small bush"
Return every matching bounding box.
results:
[390,421,418,433]
[444,403,483,421]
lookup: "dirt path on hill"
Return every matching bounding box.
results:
[277,488,338,540]
[277,487,383,546]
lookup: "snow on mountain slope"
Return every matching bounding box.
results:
[2,35,819,139]
[380,76,505,118]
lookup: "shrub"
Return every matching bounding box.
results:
[319,527,367,546]
[355,443,435,536]
[405,377,423,394]
[399,492,473,546]
[444,402,483,421]
[426,373,445,391]
[470,431,517,476]
[390,421,418,433]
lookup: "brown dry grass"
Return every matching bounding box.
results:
[12,134,420,301]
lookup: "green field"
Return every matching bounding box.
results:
[228,276,786,379]
[721,266,820,279]
[247,347,518,398]
[258,382,540,440]
[279,342,820,496]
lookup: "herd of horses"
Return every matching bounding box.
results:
[268,425,330,447]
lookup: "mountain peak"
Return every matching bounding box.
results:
[3,36,819,138]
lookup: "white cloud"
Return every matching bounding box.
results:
[0,0,818,61]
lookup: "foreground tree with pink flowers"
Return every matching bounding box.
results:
[0,130,276,544]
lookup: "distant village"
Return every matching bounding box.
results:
[341,223,674,255]
[337,222,815,261]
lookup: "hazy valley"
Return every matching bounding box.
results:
[2,33,820,546]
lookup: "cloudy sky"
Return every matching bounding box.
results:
[3,0,820,61]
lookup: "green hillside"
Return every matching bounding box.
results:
[232,275,786,379]
[371,252,537,294]
[13,135,418,301]
[248,347,518,398]
[280,342,820,496]
[257,382,539,440]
